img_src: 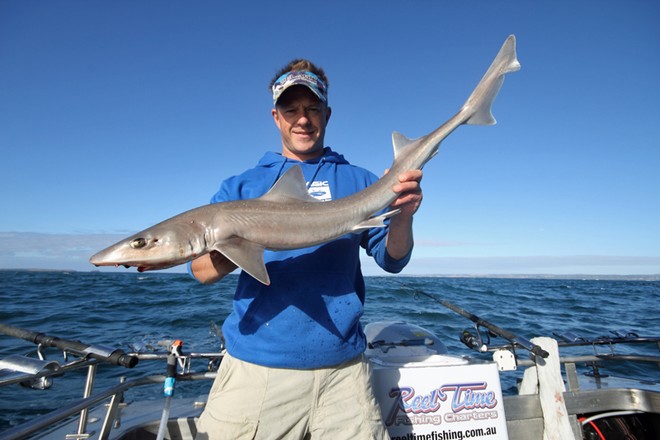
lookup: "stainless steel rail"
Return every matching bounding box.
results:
[1,370,217,440]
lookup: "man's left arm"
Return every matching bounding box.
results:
[386,170,423,259]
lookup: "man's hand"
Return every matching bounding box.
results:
[190,251,238,284]
[389,169,423,217]
[384,169,423,260]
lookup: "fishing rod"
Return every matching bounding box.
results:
[0,323,138,368]
[553,330,660,348]
[412,289,549,358]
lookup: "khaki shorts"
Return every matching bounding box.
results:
[195,352,390,440]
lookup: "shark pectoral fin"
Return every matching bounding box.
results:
[351,209,401,233]
[215,238,270,285]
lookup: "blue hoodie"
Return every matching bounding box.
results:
[209,147,411,369]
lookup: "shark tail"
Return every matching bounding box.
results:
[463,35,521,126]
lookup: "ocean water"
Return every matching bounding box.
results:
[0,271,658,432]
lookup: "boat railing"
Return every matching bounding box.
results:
[0,351,222,440]
[0,322,223,440]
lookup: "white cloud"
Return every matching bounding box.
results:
[0,232,132,271]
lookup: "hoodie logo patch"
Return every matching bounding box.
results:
[307,180,332,202]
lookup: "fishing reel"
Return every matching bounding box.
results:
[459,326,490,353]
[460,326,518,371]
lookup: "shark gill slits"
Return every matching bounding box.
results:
[130,238,147,249]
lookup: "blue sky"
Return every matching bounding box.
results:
[1,1,659,276]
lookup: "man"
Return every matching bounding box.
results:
[192,59,423,440]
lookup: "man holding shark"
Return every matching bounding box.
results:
[89,35,519,439]
[192,60,423,439]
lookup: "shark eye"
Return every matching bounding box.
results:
[130,238,147,249]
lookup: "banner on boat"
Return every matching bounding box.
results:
[369,356,509,439]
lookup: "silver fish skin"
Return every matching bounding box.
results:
[89,35,521,285]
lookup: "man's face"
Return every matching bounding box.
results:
[272,85,331,161]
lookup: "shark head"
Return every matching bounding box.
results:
[89,220,209,272]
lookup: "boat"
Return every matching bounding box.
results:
[1,292,658,440]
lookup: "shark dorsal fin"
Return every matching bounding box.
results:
[392,131,417,160]
[259,165,320,203]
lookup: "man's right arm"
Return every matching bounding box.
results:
[190,251,238,284]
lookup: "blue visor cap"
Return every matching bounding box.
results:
[272,71,328,105]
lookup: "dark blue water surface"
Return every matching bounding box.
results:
[1,271,658,431]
